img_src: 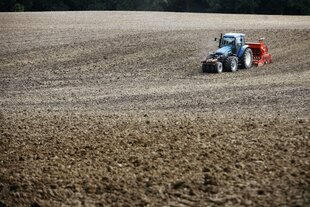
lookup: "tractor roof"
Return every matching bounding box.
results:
[224,33,245,38]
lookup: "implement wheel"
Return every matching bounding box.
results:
[202,63,214,73]
[202,63,209,73]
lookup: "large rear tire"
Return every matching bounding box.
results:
[240,48,253,69]
[225,56,238,72]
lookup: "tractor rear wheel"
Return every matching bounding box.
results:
[240,48,253,69]
[225,56,238,72]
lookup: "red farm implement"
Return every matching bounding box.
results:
[247,38,272,66]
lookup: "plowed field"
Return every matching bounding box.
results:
[0,11,309,206]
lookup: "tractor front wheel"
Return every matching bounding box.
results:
[225,56,238,72]
[241,48,253,69]
[215,62,223,73]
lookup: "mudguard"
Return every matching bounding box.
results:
[237,45,249,58]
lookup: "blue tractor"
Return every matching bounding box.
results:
[202,33,253,73]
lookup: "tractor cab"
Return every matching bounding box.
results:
[216,33,245,56]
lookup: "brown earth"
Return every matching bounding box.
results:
[0,11,309,207]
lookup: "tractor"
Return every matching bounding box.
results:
[202,33,272,73]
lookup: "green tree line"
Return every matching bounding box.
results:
[1,0,309,15]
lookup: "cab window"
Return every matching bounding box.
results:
[236,37,242,46]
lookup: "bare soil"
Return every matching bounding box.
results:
[0,11,309,207]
